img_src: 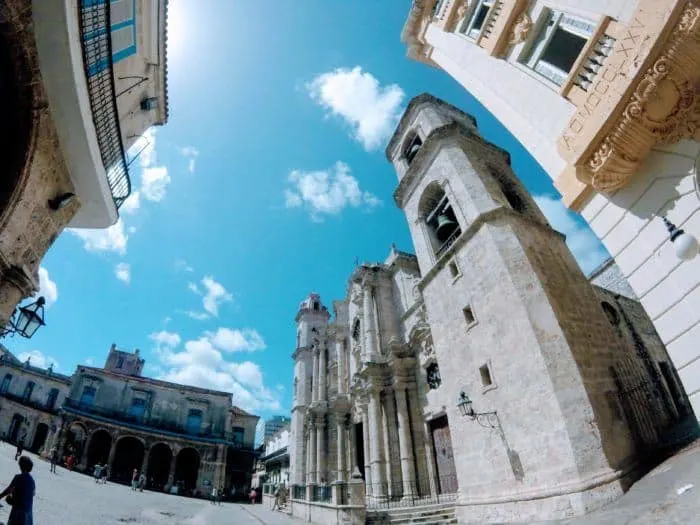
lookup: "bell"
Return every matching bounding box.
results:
[436,214,457,240]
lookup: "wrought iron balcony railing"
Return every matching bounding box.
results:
[78,0,132,209]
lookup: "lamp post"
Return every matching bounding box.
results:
[457,391,500,429]
[0,297,46,339]
[662,216,699,261]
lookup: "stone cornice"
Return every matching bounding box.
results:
[556,0,700,208]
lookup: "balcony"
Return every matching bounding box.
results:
[0,391,60,415]
[31,0,129,227]
[62,398,253,448]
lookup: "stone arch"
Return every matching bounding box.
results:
[8,413,24,444]
[417,181,461,255]
[111,435,145,484]
[402,130,423,165]
[146,442,173,491]
[174,447,200,494]
[86,428,112,471]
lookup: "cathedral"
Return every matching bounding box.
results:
[288,95,695,523]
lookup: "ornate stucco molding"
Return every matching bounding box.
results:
[556,0,700,209]
[477,0,529,57]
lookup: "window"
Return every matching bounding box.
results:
[186,409,203,435]
[46,388,59,410]
[117,356,125,369]
[403,133,423,165]
[459,0,494,39]
[352,318,361,341]
[232,426,245,446]
[463,305,476,326]
[22,381,35,401]
[431,0,445,18]
[79,386,96,406]
[520,10,596,86]
[140,97,158,111]
[0,374,12,394]
[480,364,493,387]
[426,363,442,390]
[420,184,462,259]
[448,260,460,279]
[313,301,319,311]
[128,397,146,422]
[84,0,137,76]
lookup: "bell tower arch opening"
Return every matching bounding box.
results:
[418,182,461,258]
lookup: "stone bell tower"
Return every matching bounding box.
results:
[385,94,638,522]
[289,293,330,485]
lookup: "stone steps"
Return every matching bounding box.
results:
[366,503,458,525]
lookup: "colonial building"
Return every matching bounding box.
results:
[258,425,291,487]
[289,96,695,523]
[264,415,291,442]
[0,0,168,329]
[0,352,71,453]
[400,0,700,421]
[0,344,259,499]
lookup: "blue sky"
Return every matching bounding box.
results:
[9,1,607,421]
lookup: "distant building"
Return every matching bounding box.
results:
[0,0,169,330]
[255,425,291,489]
[0,344,259,500]
[264,415,291,442]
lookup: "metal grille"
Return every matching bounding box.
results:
[292,484,306,500]
[365,476,457,509]
[78,0,132,209]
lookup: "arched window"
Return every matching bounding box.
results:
[313,301,319,311]
[0,374,12,394]
[419,183,461,258]
[186,409,203,435]
[351,318,361,341]
[22,381,35,401]
[46,388,59,410]
[402,132,423,165]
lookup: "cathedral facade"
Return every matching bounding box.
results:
[289,95,695,523]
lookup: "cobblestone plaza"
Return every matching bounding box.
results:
[0,443,293,525]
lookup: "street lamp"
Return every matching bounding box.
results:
[662,216,699,261]
[457,391,500,429]
[0,297,46,339]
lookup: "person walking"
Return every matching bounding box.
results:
[49,447,58,474]
[138,472,146,492]
[100,465,109,484]
[131,469,139,491]
[94,463,103,483]
[217,485,224,506]
[249,487,257,505]
[210,486,217,505]
[0,456,35,525]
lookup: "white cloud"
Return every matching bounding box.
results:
[201,276,233,317]
[284,161,381,220]
[210,328,266,353]
[181,146,199,174]
[137,128,158,168]
[182,310,210,321]
[154,328,280,412]
[115,262,131,284]
[36,267,58,307]
[175,260,195,273]
[85,357,94,366]
[149,330,182,349]
[534,195,609,275]
[307,66,405,151]
[141,166,171,202]
[163,316,172,325]
[69,219,128,255]
[187,282,200,294]
[17,350,58,370]
[120,191,141,215]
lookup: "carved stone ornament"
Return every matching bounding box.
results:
[456,0,471,20]
[508,12,532,45]
[560,1,700,193]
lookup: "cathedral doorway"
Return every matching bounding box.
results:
[112,436,145,484]
[30,423,49,453]
[354,422,365,480]
[86,429,112,471]
[147,443,172,491]
[429,416,458,494]
[174,447,200,494]
[8,413,23,444]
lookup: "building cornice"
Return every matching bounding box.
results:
[556,0,700,209]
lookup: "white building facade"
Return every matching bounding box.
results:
[401,0,700,420]
[288,96,696,523]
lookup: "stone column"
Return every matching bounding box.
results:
[335,337,346,395]
[107,438,118,474]
[316,414,325,483]
[336,413,346,482]
[312,350,320,402]
[396,387,417,499]
[361,410,372,493]
[368,388,387,499]
[383,390,402,498]
[141,444,150,476]
[309,421,317,484]
[362,286,377,360]
[167,453,177,488]
[423,421,438,498]
[318,345,327,402]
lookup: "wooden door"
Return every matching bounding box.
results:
[430,416,458,494]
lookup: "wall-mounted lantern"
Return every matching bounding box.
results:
[457,391,500,429]
[0,296,46,339]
